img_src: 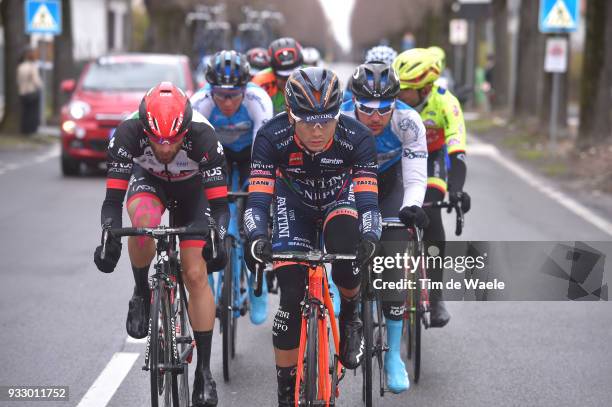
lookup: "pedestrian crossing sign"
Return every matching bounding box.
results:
[25,0,62,35]
[539,0,579,33]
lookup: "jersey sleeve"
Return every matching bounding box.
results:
[441,90,466,155]
[190,119,230,239]
[244,128,276,241]
[392,108,428,208]
[190,87,215,119]
[100,119,140,228]
[246,84,274,140]
[350,125,382,241]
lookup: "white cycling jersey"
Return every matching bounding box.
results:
[340,99,428,209]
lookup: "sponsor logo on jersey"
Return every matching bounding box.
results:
[289,152,303,166]
[320,157,343,165]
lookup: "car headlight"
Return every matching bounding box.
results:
[69,101,91,120]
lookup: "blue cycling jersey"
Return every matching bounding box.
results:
[191,82,273,153]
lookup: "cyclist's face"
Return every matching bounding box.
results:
[398,84,433,107]
[276,76,288,94]
[149,139,183,164]
[212,88,244,117]
[356,108,393,136]
[294,119,337,153]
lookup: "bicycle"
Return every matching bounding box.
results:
[209,164,250,382]
[101,202,215,407]
[359,218,426,405]
[253,222,354,406]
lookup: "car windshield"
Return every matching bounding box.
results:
[81,61,186,91]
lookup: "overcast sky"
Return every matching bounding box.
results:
[318,0,356,52]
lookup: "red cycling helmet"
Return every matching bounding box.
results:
[138,81,192,144]
[268,37,303,77]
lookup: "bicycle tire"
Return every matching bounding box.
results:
[222,236,234,382]
[361,297,373,406]
[150,284,173,407]
[304,306,319,404]
[406,272,422,384]
[374,294,385,398]
[173,282,190,406]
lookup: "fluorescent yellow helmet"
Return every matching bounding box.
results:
[392,48,441,90]
[428,46,446,71]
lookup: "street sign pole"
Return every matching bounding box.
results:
[549,72,561,153]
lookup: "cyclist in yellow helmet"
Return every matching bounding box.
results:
[392,47,471,328]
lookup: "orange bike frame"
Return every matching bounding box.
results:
[294,264,343,407]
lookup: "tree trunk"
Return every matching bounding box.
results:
[144,2,191,55]
[52,0,75,121]
[492,0,509,109]
[0,0,27,134]
[578,0,611,144]
[514,0,545,118]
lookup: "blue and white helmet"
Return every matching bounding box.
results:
[365,45,398,66]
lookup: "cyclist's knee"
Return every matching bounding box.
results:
[274,264,306,350]
[324,209,358,253]
[180,246,208,289]
[127,194,164,228]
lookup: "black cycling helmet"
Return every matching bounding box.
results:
[246,47,270,71]
[285,67,342,122]
[205,50,251,88]
[268,37,303,77]
[351,62,400,99]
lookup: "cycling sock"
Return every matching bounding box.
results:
[131,265,150,297]
[194,330,213,371]
[339,292,360,318]
[276,365,297,402]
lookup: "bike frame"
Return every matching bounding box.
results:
[210,164,249,316]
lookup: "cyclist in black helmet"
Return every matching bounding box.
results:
[243,67,382,406]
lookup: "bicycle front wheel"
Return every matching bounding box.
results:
[303,306,319,403]
[361,297,373,406]
[150,285,173,407]
[221,236,234,382]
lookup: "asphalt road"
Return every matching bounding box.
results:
[1,109,611,406]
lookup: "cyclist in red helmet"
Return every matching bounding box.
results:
[245,47,270,74]
[93,81,229,406]
[251,37,304,114]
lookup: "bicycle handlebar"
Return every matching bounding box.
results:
[100,220,215,260]
[423,200,464,236]
[272,251,356,263]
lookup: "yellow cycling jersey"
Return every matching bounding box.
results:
[419,84,466,154]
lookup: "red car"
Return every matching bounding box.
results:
[60,53,195,176]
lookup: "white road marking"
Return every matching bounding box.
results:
[76,352,139,407]
[0,144,60,175]
[469,139,612,237]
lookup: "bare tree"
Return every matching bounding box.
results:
[0,0,28,133]
[579,0,611,144]
[514,0,545,118]
[52,0,74,120]
[492,0,509,109]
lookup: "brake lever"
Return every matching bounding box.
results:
[100,218,113,260]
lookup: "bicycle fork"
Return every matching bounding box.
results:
[294,266,343,406]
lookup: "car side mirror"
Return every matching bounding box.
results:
[61,79,76,93]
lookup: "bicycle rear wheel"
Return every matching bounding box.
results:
[221,236,234,382]
[150,285,173,407]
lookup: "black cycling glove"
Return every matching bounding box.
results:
[94,236,122,273]
[245,237,272,272]
[399,205,430,228]
[448,191,471,214]
[355,236,380,268]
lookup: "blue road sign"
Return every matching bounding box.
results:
[539,0,579,33]
[25,0,62,35]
